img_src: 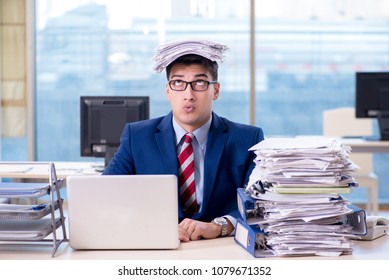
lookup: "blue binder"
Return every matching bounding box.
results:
[237,187,263,225]
[235,188,367,257]
[234,219,275,258]
[237,187,367,233]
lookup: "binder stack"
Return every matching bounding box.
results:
[234,137,367,257]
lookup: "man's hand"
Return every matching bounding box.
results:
[178,218,232,242]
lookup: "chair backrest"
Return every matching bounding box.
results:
[322,107,374,173]
[323,107,373,137]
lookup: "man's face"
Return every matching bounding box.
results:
[166,63,220,132]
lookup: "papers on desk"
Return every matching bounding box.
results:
[0,218,62,240]
[0,201,60,220]
[0,180,64,198]
[235,137,367,258]
[0,182,50,198]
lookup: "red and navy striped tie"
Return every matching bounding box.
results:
[178,133,197,214]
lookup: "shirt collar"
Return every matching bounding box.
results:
[173,115,212,150]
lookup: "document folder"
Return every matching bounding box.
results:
[235,210,367,258]
[235,188,367,257]
[237,187,259,225]
[345,204,367,236]
[237,187,367,231]
[234,219,275,258]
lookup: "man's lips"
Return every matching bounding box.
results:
[183,104,195,113]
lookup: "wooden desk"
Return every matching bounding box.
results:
[0,235,388,260]
[0,161,103,180]
[1,204,389,260]
[1,159,388,261]
[340,138,389,153]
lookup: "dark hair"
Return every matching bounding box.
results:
[166,54,219,81]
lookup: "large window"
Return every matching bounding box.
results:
[253,1,389,203]
[2,0,389,203]
[34,0,251,162]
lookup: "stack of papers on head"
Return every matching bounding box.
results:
[237,136,364,257]
[152,39,229,73]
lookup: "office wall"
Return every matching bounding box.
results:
[0,0,27,138]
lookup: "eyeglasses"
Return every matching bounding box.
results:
[168,79,217,92]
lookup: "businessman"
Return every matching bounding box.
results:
[103,39,264,241]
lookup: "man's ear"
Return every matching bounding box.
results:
[166,83,171,99]
[213,82,220,100]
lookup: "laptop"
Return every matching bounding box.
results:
[66,174,180,250]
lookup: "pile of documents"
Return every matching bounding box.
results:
[247,137,359,194]
[234,137,367,257]
[152,39,229,73]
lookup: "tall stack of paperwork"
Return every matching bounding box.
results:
[152,39,229,73]
[234,137,367,257]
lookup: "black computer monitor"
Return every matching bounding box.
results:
[356,72,389,140]
[80,96,149,165]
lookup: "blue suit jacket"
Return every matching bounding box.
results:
[103,112,264,222]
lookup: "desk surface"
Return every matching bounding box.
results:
[1,137,388,179]
[340,138,389,153]
[0,162,103,179]
[0,234,388,260]
[0,159,388,260]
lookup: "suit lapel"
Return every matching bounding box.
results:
[155,112,179,176]
[202,113,228,212]
[154,112,228,218]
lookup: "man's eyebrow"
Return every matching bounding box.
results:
[194,73,209,78]
[170,73,209,79]
[170,74,184,79]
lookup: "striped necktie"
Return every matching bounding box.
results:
[178,133,198,214]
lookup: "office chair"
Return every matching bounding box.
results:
[322,107,379,215]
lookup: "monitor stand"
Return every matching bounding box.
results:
[363,135,381,141]
[104,146,118,167]
[377,111,389,141]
